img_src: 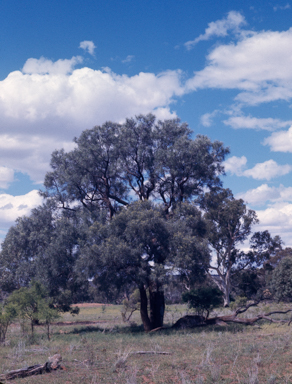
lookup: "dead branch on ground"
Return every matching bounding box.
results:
[0,354,63,380]
[172,301,292,329]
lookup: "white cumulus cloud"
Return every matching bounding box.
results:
[243,160,292,180]
[23,56,83,75]
[185,11,246,49]
[200,110,219,127]
[237,184,292,205]
[0,190,43,231]
[0,57,184,183]
[186,27,292,106]
[0,167,14,189]
[224,115,292,131]
[223,155,247,176]
[264,126,292,152]
[79,40,96,56]
[224,157,292,180]
[255,203,292,246]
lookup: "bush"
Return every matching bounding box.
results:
[0,303,17,343]
[7,281,60,339]
[121,289,140,322]
[182,287,223,318]
[271,256,292,301]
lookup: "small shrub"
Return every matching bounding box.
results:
[7,281,60,339]
[230,296,248,311]
[0,303,17,344]
[121,289,140,322]
[182,287,223,318]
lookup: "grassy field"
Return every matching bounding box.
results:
[1,303,292,383]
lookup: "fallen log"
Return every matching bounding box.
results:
[172,306,292,329]
[0,354,62,380]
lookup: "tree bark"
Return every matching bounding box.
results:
[149,287,165,329]
[139,286,151,332]
[210,272,231,307]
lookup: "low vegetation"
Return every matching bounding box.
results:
[0,303,292,383]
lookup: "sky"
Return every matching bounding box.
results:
[1,0,292,246]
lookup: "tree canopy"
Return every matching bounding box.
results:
[42,114,229,216]
[0,114,284,331]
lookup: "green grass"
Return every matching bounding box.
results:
[1,303,292,383]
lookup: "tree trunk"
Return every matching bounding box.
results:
[149,287,165,329]
[210,273,230,307]
[139,286,151,332]
[223,285,230,307]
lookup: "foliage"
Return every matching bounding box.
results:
[182,287,223,318]
[7,281,60,337]
[229,296,248,311]
[42,114,229,216]
[0,114,229,331]
[231,269,262,300]
[271,256,292,302]
[121,289,140,323]
[200,188,282,306]
[79,200,210,331]
[0,202,91,310]
[0,303,17,343]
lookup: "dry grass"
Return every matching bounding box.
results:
[0,303,292,383]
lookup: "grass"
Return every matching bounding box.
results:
[1,303,292,383]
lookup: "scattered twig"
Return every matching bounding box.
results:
[130,351,171,355]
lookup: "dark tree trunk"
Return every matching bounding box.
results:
[149,286,165,329]
[139,286,151,332]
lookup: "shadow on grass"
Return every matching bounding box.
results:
[62,321,258,337]
[66,324,145,335]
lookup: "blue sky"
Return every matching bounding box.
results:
[1,0,292,245]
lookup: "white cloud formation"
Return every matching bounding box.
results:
[224,157,292,180]
[0,57,184,182]
[0,167,14,189]
[264,126,292,152]
[185,11,246,49]
[243,160,292,180]
[254,203,292,246]
[236,185,292,247]
[237,184,292,205]
[0,190,43,231]
[224,115,292,131]
[200,110,219,127]
[223,155,247,176]
[23,56,83,75]
[186,27,292,105]
[79,40,96,56]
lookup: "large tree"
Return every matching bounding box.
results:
[78,200,209,331]
[200,188,282,306]
[41,114,229,329]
